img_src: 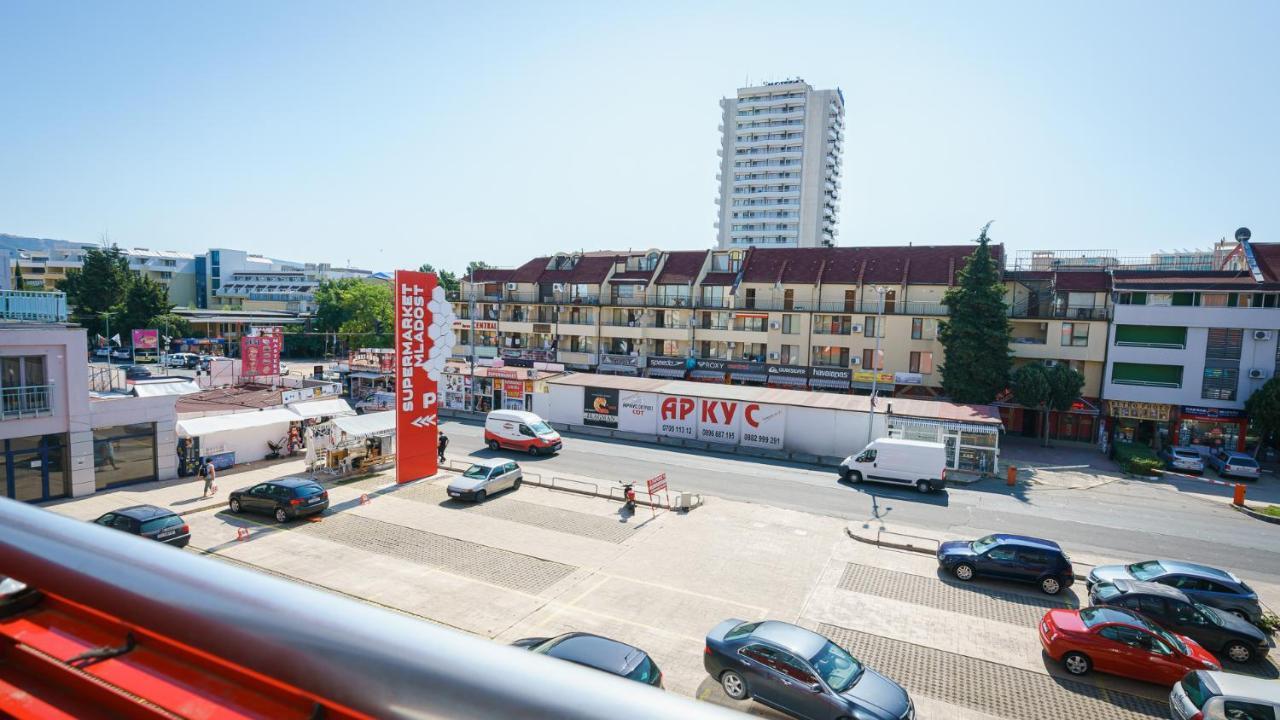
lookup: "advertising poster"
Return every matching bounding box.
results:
[395,270,442,483]
[582,386,620,428]
[240,336,266,376]
[658,395,698,439]
[618,391,657,435]
[740,403,786,449]
[131,329,159,351]
[698,398,742,444]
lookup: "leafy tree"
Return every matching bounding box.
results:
[938,224,1013,403]
[314,278,393,352]
[1011,362,1085,446]
[418,263,460,294]
[149,312,191,341]
[1246,377,1280,457]
[116,275,173,336]
[12,263,24,290]
[57,245,131,335]
[465,260,491,279]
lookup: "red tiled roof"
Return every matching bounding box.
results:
[176,384,282,414]
[654,250,707,285]
[1248,243,1280,281]
[700,272,738,286]
[1052,271,1111,291]
[470,268,513,283]
[740,245,1003,286]
[509,257,551,283]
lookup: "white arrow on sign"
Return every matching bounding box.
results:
[410,415,437,428]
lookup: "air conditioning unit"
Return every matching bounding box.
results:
[505,282,517,290]
[769,321,780,330]
[850,324,863,333]
[727,342,736,348]
[552,283,565,292]
[1253,330,1272,341]
[1249,368,1267,380]
[1039,323,1048,331]
[851,357,861,365]
[768,352,779,360]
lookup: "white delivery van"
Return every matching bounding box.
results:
[484,410,563,456]
[838,438,948,493]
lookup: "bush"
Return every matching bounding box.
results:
[1114,442,1162,476]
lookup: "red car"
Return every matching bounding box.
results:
[1039,606,1220,685]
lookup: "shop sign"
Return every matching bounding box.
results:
[1106,400,1172,422]
[619,391,658,434]
[600,353,643,369]
[657,395,698,439]
[740,403,786,449]
[503,380,525,396]
[724,360,766,373]
[471,320,497,331]
[647,357,687,370]
[694,359,727,372]
[698,398,742,444]
[1180,405,1245,420]
[853,371,896,384]
[810,367,852,383]
[765,364,809,380]
[282,384,340,404]
[583,386,619,428]
[487,367,524,379]
[893,372,923,385]
[395,270,448,484]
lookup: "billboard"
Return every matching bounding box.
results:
[395,270,448,484]
[582,386,619,428]
[618,391,657,435]
[740,403,786,449]
[240,336,267,376]
[658,395,698,439]
[698,398,741,444]
[131,329,159,351]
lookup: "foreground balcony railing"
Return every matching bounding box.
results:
[0,289,67,322]
[0,498,738,719]
[0,385,53,420]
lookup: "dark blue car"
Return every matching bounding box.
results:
[937,533,1074,595]
[704,619,913,720]
[511,633,662,687]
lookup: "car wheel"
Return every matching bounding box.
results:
[475,490,487,503]
[915,480,932,493]
[229,498,241,513]
[1062,651,1091,676]
[528,445,540,456]
[513,479,522,490]
[274,507,288,523]
[720,670,748,700]
[953,563,975,581]
[847,471,863,484]
[1039,576,1063,595]
[487,440,500,451]
[1224,640,1254,664]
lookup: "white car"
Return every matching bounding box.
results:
[1170,670,1278,720]
[839,438,948,493]
[447,459,523,502]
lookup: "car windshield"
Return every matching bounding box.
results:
[1093,583,1122,601]
[463,465,492,479]
[809,641,862,693]
[1151,625,1188,655]
[293,484,324,497]
[140,515,182,533]
[625,656,659,684]
[1228,457,1258,468]
[970,535,999,554]
[1173,450,1199,459]
[530,421,554,435]
[1127,560,1165,580]
[1192,602,1223,626]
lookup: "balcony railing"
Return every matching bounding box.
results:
[0,289,68,323]
[1008,302,1110,320]
[451,291,957,316]
[1,385,53,420]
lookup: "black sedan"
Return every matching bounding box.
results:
[704,619,913,720]
[92,505,190,547]
[229,477,328,523]
[123,365,152,380]
[1090,579,1270,664]
[511,633,662,687]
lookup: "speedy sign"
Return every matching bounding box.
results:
[740,403,786,449]
[658,395,697,439]
[698,398,741,444]
[395,270,448,483]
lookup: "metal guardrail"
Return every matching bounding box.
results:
[0,385,52,420]
[0,288,68,322]
[875,528,941,553]
[0,498,739,719]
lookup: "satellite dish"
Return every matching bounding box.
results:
[1236,227,1252,242]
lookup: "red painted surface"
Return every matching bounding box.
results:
[1038,609,1219,686]
[395,270,439,483]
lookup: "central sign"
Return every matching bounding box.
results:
[395,270,453,484]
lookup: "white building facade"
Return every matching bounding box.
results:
[716,79,845,249]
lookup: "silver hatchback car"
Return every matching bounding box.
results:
[1170,670,1279,719]
[447,459,522,502]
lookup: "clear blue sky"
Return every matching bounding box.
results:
[1,1,1276,273]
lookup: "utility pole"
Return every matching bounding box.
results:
[468,265,478,412]
[866,286,887,445]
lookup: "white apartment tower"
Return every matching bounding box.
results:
[716,79,845,249]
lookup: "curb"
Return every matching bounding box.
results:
[1233,504,1280,525]
[844,526,1091,582]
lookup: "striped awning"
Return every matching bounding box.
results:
[731,373,767,383]
[689,370,726,380]
[646,367,687,379]
[766,376,808,387]
[889,416,1000,434]
[809,378,850,390]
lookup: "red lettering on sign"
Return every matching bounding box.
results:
[661,397,695,420]
[701,399,719,424]
[722,401,737,424]
[745,403,760,428]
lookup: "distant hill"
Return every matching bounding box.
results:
[0,233,97,253]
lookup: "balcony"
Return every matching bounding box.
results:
[1008,301,1109,320]
[0,290,68,323]
[1,385,53,420]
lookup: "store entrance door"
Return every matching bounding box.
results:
[3,435,68,503]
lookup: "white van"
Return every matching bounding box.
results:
[484,410,563,456]
[838,438,948,493]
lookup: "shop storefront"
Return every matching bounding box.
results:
[1174,405,1247,452]
[1105,400,1175,449]
[443,373,470,410]
[93,423,157,489]
[808,367,851,393]
[726,360,768,386]
[765,364,809,389]
[317,412,396,474]
[997,398,1099,444]
[886,416,999,473]
[645,356,688,380]
[2,434,68,502]
[852,371,897,396]
[688,359,727,383]
[599,353,644,376]
[441,363,564,413]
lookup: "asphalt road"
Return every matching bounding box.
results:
[440,418,1280,585]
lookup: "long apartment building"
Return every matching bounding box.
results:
[716,79,844,249]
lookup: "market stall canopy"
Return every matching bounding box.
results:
[288,398,356,420]
[176,408,298,438]
[132,380,203,397]
[332,411,395,439]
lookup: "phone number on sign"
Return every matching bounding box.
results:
[742,433,781,446]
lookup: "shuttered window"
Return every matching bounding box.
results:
[1112,363,1182,388]
[1114,325,1187,348]
[1201,368,1238,401]
[1204,328,1243,361]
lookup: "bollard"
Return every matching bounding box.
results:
[1007,466,1017,486]
[1233,483,1246,507]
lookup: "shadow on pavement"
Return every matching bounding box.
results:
[1037,651,1171,708]
[835,478,952,508]
[933,567,1082,609]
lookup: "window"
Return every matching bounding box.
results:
[744,288,756,309]
[780,345,800,365]
[861,348,883,370]
[1098,626,1146,648]
[1205,328,1243,360]
[909,351,934,374]
[911,318,923,340]
[863,316,884,337]
[1061,323,1089,346]
[1201,368,1239,401]
[1199,293,1229,307]
[771,651,817,684]
[812,346,849,367]
[781,314,798,334]
[1222,702,1276,720]
[92,423,157,489]
[987,547,1016,561]
[813,315,851,335]
[1147,293,1173,306]
[518,424,535,437]
[1111,363,1183,388]
[1114,325,1186,348]
[855,449,876,463]
[140,515,183,533]
[701,286,725,307]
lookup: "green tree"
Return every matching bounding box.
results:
[465,260,491,279]
[314,278,393,352]
[938,224,1013,403]
[418,263,460,294]
[116,275,173,336]
[56,245,131,334]
[1012,363,1085,446]
[149,312,191,341]
[1246,377,1280,457]
[12,263,24,290]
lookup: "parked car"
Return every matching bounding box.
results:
[447,459,522,502]
[484,410,562,455]
[355,391,395,414]
[1089,579,1269,664]
[164,352,200,369]
[1205,450,1261,479]
[93,347,111,358]
[1158,446,1205,473]
[511,633,662,687]
[1169,670,1280,720]
[92,505,190,548]
[228,477,329,523]
[704,619,913,720]
[111,348,132,360]
[123,365,152,380]
[839,438,947,494]
[1039,606,1220,685]
[1087,560,1263,624]
[937,533,1074,595]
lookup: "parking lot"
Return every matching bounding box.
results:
[50,465,1280,719]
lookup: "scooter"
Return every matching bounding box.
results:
[622,483,636,514]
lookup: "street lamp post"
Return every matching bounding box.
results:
[866,286,887,445]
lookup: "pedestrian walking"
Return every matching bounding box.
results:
[438,433,449,463]
[200,457,218,497]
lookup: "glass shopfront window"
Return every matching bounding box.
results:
[3,434,67,502]
[1177,419,1241,451]
[93,423,157,489]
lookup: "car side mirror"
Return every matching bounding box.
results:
[807,682,823,694]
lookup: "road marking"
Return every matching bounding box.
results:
[587,572,769,617]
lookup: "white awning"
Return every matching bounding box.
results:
[889,416,1001,434]
[332,411,396,438]
[349,371,386,380]
[288,398,355,420]
[176,408,297,438]
[133,381,202,397]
